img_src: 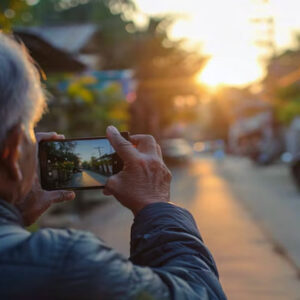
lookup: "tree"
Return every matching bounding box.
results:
[130,18,207,137]
[1,0,207,138]
[263,35,300,126]
[0,0,29,32]
[274,83,300,125]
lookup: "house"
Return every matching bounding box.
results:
[14,24,100,73]
[264,49,300,93]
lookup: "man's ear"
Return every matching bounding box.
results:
[0,124,24,182]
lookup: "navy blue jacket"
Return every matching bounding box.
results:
[0,199,227,299]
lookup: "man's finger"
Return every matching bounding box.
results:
[156,144,163,159]
[36,132,65,143]
[106,126,137,162]
[48,190,76,204]
[130,135,157,155]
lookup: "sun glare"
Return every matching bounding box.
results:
[135,0,300,89]
[196,57,263,88]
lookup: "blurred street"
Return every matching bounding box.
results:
[73,155,300,300]
[68,170,107,187]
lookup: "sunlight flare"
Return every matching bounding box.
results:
[196,57,264,88]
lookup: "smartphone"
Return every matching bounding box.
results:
[39,133,129,190]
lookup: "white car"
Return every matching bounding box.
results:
[161,139,193,164]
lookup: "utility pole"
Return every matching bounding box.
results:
[251,0,276,65]
[94,146,105,158]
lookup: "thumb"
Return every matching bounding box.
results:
[47,190,76,204]
[106,126,137,162]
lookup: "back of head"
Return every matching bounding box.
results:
[0,33,46,146]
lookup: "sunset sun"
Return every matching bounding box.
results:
[196,57,264,88]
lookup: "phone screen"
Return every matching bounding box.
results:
[39,134,128,190]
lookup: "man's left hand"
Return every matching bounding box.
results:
[17,132,75,226]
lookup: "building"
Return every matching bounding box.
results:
[15,24,100,73]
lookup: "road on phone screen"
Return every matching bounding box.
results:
[69,154,300,300]
[68,170,108,187]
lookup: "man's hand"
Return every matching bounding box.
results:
[17,132,75,226]
[104,126,172,215]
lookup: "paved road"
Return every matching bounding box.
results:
[68,170,108,187]
[71,156,300,299]
[217,155,300,270]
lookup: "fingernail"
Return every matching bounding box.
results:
[58,134,65,139]
[107,126,119,135]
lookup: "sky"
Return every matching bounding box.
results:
[133,0,300,87]
[74,139,114,162]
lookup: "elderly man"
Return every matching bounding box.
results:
[0,33,226,300]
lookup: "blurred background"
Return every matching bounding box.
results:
[1,0,300,298]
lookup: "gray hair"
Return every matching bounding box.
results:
[0,33,47,144]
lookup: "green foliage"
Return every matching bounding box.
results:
[38,74,129,136]
[276,84,300,102]
[276,99,300,125]
[0,0,29,31]
[274,83,300,125]
[81,161,90,169]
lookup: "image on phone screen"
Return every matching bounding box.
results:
[39,137,124,190]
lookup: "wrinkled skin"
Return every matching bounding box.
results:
[104,126,172,215]
[0,128,75,226]
[17,132,76,226]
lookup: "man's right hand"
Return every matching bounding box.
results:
[104,126,172,216]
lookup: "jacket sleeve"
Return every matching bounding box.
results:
[57,203,227,300]
[130,203,227,300]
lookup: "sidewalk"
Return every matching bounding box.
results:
[219,156,300,270]
[178,160,300,300]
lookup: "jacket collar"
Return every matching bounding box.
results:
[0,198,24,226]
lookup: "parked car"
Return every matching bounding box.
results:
[161,138,193,165]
